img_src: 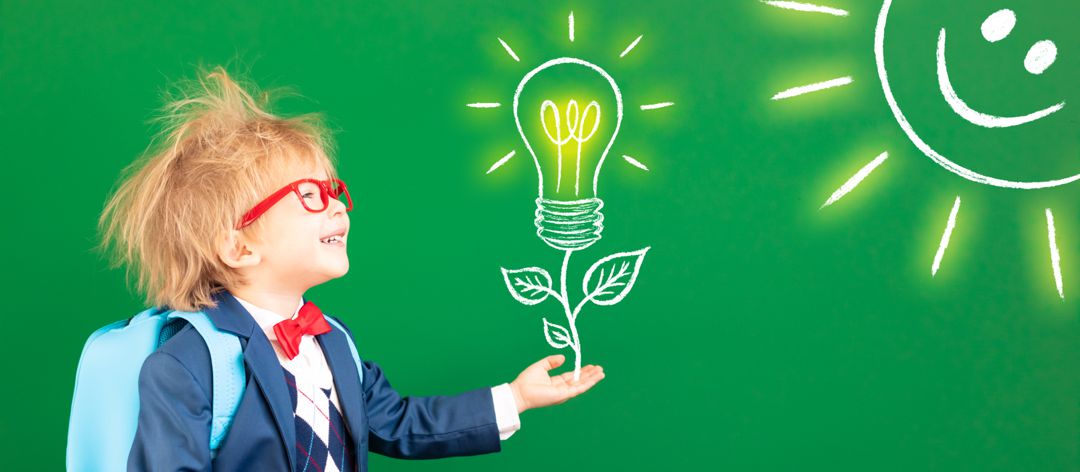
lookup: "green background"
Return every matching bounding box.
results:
[3,0,1078,470]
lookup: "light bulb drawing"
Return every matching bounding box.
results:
[516,57,622,252]
[468,11,672,379]
[764,0,1078,298]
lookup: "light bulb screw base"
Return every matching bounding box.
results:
[534,197,605,251]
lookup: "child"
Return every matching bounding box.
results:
[98,67,605,471]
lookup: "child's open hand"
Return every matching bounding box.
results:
[509,355,605,414]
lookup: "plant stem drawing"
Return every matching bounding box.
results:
[502,247,648,380]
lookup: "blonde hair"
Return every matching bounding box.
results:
[99,66,338,312]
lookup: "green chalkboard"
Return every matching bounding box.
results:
[3,0,1077,470]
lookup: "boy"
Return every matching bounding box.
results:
[98,67,604,471]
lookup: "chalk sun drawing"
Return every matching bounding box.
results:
[876,0,1070,188]
[468,11,671,379]
[764,0,1073,298]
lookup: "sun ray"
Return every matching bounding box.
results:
[568,11,575,42]
[486,150,517,175]
[1046,208,1065,299]
[821,151,889,209]
[497,37,520,62]
[772,76,853,100]
[640,102,675,111]
[931,196,962,277]
[622,155,650,171]
[467,102,502,108]
[762,1,849,17]
[620,35,643,58]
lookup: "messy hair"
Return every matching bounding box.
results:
[98,66,337,311]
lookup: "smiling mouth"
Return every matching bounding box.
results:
[319,230,347,248]
[320,235,345,247]
[937,28,1065,129]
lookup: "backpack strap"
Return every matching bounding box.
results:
[168,311,245,456]
[324,317,363,385]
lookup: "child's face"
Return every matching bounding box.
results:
[243,163,350,292]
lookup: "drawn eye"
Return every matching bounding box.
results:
[1025,40,1057,75]
[981,9,1015,43]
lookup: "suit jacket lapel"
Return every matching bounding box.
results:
[205,291,297,468]
[317,323,366,450]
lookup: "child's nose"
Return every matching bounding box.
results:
[327,197,348,217]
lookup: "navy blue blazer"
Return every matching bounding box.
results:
[128,291,501,471]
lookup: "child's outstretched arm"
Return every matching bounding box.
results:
[362,359,505,459]
[361,354,604,459]
[509,354,605,414]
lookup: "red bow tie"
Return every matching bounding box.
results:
[272,301,332,360]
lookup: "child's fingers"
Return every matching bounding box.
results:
[575,365,603,380]
[556,371,576,383]
[535,354,565,372]
[577,366,605,385]
[567,370,604,396]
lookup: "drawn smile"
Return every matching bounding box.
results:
[936,26,1064,129]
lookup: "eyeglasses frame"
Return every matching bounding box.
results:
[236,178,352,229]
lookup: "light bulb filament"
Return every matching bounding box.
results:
[540,99,602,196]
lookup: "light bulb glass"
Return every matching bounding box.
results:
[513,57,623,251]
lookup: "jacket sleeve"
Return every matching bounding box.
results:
[127,339,213,471]
[361,360,502,459]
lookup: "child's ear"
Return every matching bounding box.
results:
[217,230,261,269]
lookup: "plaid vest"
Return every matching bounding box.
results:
[282,367,356,472]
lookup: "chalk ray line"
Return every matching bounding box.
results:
[622,155,650,171]
[1047,208,1064,299]
[763,1,849,17]
[773,76,853,100]
[931,196,962,277]
[486,150,517,174]
[620,35,643,58]
[569,11,575,42]
[497,37,520,62]
[640,102,675,111]
[821,151,889,209]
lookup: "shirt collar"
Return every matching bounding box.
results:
[233,295,305,342]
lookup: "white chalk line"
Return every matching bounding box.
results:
[486,150,517,174]
[1046,208,1064,299]
[821,151,889,209]
[467,102,502,108]
[773,76,853,100]
[763,1,849,17]
[568,11,575,42]
[497,37,520,62]
[931,196,961,277]
[620,35,643,58]
[622,155,650,171]
[640,102,675,110]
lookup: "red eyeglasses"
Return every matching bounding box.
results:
[236,178,352,229]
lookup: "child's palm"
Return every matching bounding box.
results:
[510,355,605,413]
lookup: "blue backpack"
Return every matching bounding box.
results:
[66,306,362,472]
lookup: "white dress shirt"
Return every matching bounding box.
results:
[233,296,521,440]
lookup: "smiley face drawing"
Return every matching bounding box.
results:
[876,0,1074,189]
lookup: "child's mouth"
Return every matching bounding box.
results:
[319,235,345,247]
